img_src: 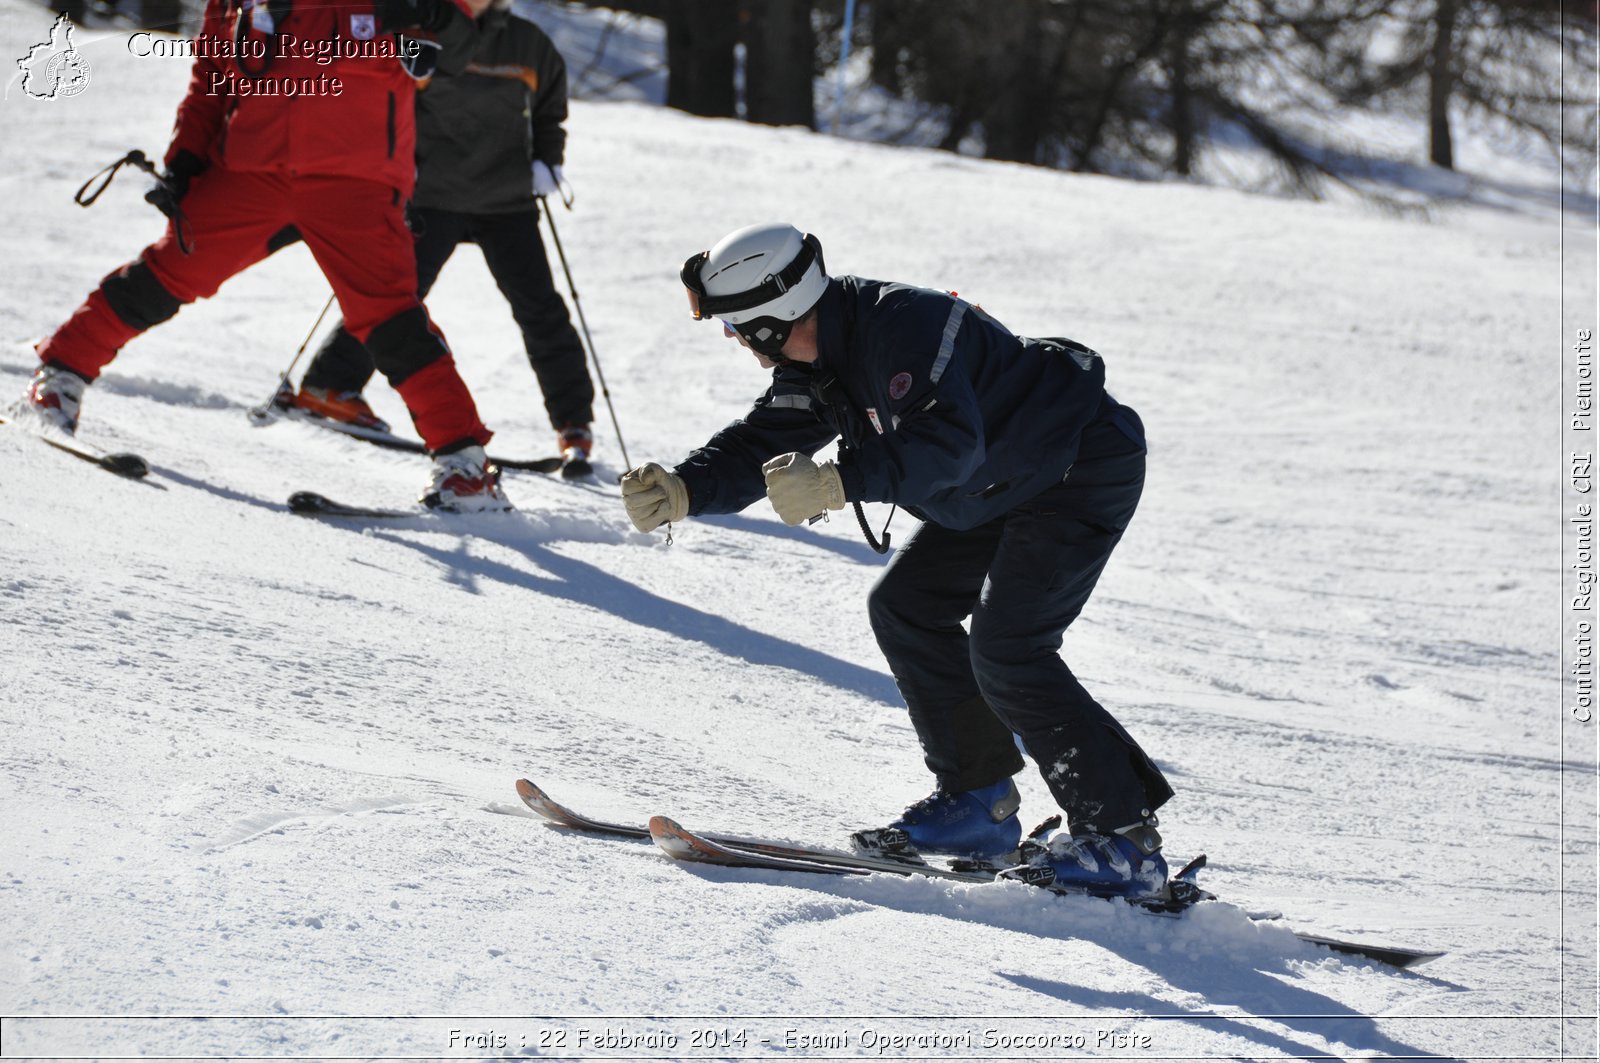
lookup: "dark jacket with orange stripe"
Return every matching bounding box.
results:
[166,0,476,195]
[412,9,568,213]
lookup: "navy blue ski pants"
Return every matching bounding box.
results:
[867,406,1173,832]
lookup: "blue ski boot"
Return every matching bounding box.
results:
[852,779,1022,859]
[998,822,1167,898]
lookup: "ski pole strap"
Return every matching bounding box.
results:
[831,430,892,554]
[535,183,576,213]
[854,499,893,554]
[74,150,195,255]
[74,149,158,207]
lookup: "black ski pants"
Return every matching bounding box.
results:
[866,406,1173,833]
[303,205,595,430]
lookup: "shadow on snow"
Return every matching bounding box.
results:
[367,525,903,706]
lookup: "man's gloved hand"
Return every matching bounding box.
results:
[532,160,565,199]
[762,452,845,526]
[621,462,689,533]
[144,149,205,221]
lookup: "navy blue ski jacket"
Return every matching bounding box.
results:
[673,276,1136,531]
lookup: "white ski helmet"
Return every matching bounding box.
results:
[681,223,828,356]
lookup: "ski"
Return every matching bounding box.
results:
[648,816,1443,970]
[288,490,524,520]
[650,816,865,877]
[517,778,1444,970]
[516,777,649,838]
[0,415,150,478]
[515,779,985,879]
[260,404,563,473]
[287,491,422,520]
[648,813,1195,902]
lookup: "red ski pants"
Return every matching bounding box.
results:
[37,167,490,452]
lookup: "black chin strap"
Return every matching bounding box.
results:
[736,314,796,359]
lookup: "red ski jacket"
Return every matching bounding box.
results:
[165,0,468,193]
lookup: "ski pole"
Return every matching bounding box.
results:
[538,198,632,471]
[247,293,337,424]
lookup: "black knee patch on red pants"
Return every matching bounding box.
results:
[101,261,181,331]
[365,306,447,387]
[265,225,302,255]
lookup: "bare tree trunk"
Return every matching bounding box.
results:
[868,0,907,92]
[742,0,815,128]
[1073,11,1170,173]
[1427,0,1458,168]
[1073,54,1135,171]
[937,105,978,152]
[1168,20,1196,175]
[665,0,738,118]
[981,0,1046,163]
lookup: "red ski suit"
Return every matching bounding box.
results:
[37,0,491,451]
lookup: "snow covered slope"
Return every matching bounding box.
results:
[1,1,1593,1058]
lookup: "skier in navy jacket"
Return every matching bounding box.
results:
[621,224,1174,897]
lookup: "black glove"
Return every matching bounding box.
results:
[144,149,206,221]
[376,0,452,34]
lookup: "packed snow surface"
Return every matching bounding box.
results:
[1,1,1594,1058]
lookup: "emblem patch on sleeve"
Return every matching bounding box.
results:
[888,372,913,400]
[350,13,376,38]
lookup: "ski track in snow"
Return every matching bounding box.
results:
[0,0,1593,1058]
